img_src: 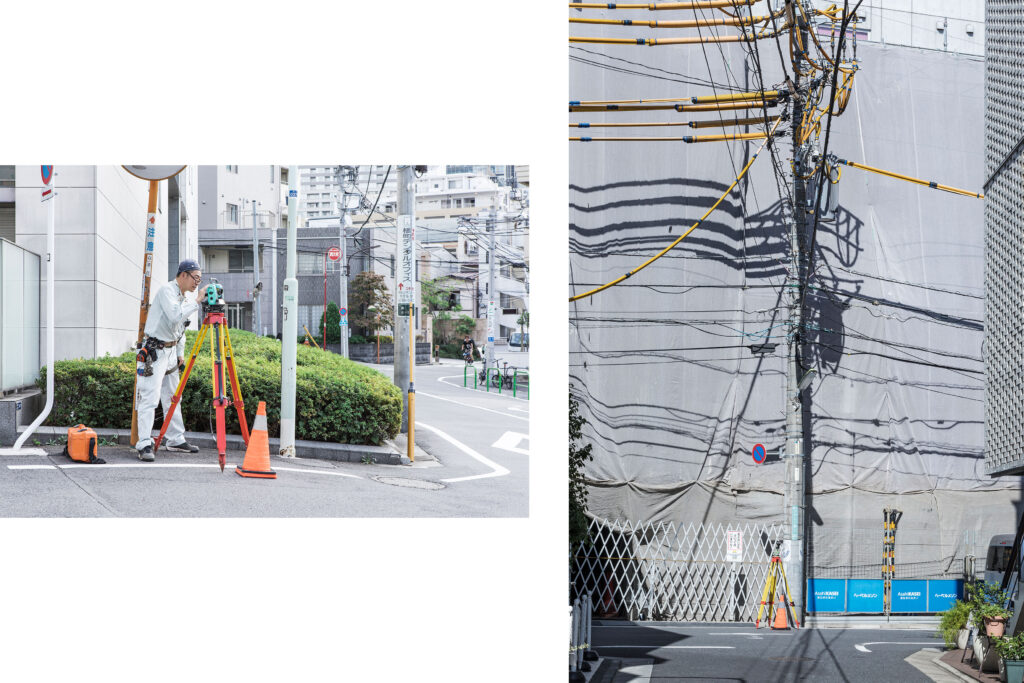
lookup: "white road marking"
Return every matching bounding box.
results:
[436,375,530,404]
[509,406,529,413]
[419,389,529,422]
[598,645,735,650]
[274,467,361,479]
[417,421,511,483]
[491,431,530,455]
[854,641,941,653]
[8,463,361,479]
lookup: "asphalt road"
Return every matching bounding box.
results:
[0,355,529,517]
[591,622,946,682]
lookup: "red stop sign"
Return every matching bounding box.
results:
[327,246,341,261]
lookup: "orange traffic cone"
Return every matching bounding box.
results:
[235,401,276,479]
[772,599,790,630]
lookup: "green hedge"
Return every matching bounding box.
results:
[39,328,403,445]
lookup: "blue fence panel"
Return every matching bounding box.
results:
[847,579,885,613]
[891,580,929,612]
[806,579,847,612]
[927,580,964,612]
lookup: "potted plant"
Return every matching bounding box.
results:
[979,602,1012,637]
[938,599,972,649]
[990,632,1024,683]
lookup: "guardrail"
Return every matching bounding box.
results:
[569,594,594,680]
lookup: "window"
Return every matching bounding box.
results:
[441,199,451,209]
[454,198,462,208]
[385,203,396,213]
[228,249,254,273]
[226,165,238,173]
[227,203,238,225]
[298,252,321,274]
[500,293,515,308]
[448,179,463,190]
[298,305,319,333]
[270,165,275,183]
[464,197,475,207]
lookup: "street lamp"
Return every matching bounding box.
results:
[367,304,381,364]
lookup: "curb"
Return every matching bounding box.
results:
[16,425,405,466]
[934,656,983,682]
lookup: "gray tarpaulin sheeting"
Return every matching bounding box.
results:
[569,29,1021,573]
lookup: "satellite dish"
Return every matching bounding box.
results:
[121,165,187,181]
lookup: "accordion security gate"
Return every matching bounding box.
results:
[571,519,786,622]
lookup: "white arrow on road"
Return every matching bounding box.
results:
[492,431,530,455]
[854,641,941,653]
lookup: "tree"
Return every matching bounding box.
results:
[517,310,530,348]
[570,388,594,548]
[318,302,341,344]
[350,271,394,338]
[455,314,476,338]
[421,276,462,343]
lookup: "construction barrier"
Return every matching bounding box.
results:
[806,578,963,614]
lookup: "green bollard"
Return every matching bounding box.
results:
[513,369,518,398]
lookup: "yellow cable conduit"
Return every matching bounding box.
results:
[568,117,783,302]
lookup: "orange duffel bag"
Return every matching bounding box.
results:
[63,425,105,464]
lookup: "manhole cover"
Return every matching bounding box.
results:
[767,657,815,662]
[374,476,445,490]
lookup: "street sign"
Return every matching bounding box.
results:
[289,189,297,198]
[398,214,415,305]
[41,165,54,201]
[121,165,187,181]
[726,530,742,563]
[327,246,341,262]
[487,299,496,343]
[752,443,766,464]
[339,307,347,317]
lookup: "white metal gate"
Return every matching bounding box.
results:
[571,519,785,622]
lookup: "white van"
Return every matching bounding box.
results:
[986,534,1017,587]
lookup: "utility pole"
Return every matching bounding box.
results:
[271,224,278,338]
[280,165,299,457]
[395,166,413,436]
[336,165,353,359]
[252,199,261,335]
[785,1,810,624]
[485,210,497,376]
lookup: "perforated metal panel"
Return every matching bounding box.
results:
[985,1,1024,475]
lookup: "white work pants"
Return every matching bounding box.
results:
[135,346,186,450]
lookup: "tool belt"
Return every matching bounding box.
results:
[136,336,178,376]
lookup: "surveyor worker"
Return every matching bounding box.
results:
[134,259,204,462]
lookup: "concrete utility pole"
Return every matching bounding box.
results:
[252,199,261,335]
[337,165,352,359]
[485,210,497,377]
[280,166,299,456]
[394,165,413,433]
[785,2,810,624]
[271,226,278,338]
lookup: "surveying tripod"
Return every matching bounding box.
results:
[755,542,800,629]
[153,282,250,471]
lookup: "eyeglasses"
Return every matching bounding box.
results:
[187,272,202,284]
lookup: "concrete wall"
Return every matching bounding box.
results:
[15,165,169,361]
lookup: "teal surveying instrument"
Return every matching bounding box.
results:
[152,279,250,471]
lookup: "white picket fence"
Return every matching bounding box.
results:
[571,519,786,622]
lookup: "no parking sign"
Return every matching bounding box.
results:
[752,443,766,464]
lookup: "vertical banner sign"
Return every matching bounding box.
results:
[398,215,415,311]
[487,299,496,343]
[726,530,742,563]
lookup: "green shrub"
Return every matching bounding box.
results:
[38,328,402,445]
[991,632,1024,660]
[350,334,392,345]
[938,600,971,648]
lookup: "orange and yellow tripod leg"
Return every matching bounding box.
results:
[153,324,209,452]
[222,327,250,445]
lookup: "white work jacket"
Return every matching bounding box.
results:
[144,280,199,359]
